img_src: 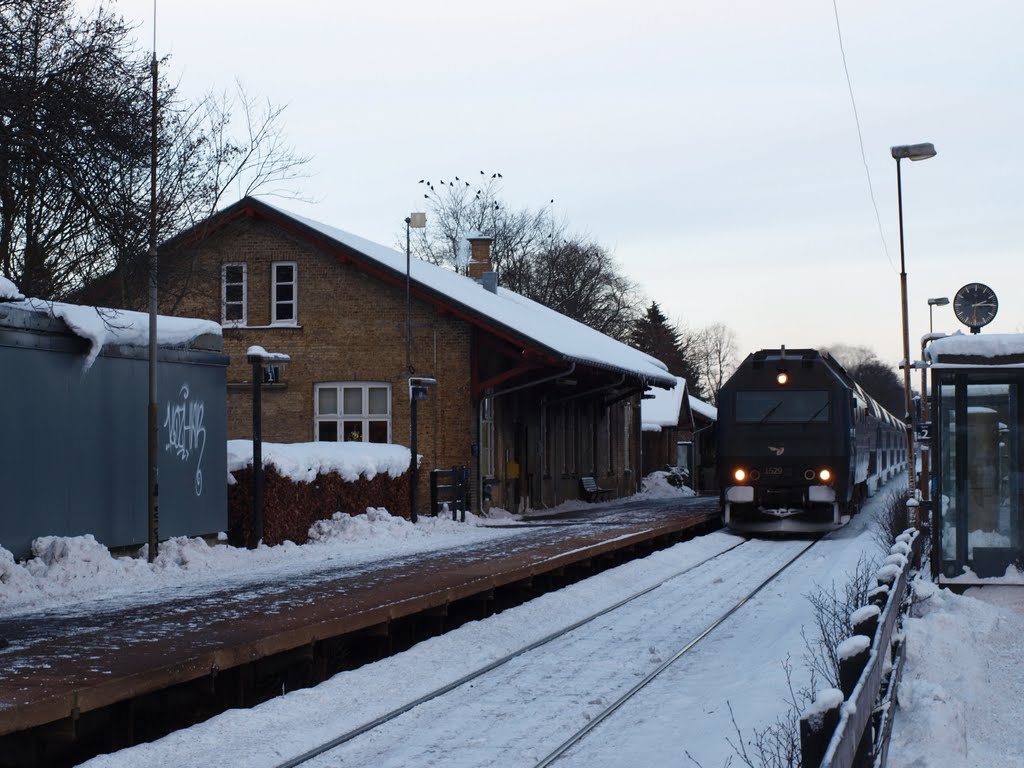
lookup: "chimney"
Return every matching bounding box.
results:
[467,235,493,280]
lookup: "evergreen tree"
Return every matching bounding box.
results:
[631,302,705,399]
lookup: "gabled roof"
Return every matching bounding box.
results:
[168,197,676,389]
[689,395,717,422]
[641,376,693,430]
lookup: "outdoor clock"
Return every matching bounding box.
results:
[952,282,998,333]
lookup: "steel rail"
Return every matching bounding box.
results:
[532,536,823,768]
[272,538,750,768]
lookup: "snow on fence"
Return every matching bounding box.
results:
[800,528,923,768]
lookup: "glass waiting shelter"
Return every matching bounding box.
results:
[927,333,1024,580]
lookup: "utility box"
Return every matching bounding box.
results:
[0,299,229,559]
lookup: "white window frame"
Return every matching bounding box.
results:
[222,263,247,326]
[314,382,391,443]
[272,261,298,325]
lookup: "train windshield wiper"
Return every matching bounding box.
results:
[758,401,782,425]
[804,402,829,423]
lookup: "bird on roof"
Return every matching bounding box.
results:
[418,179,424,183]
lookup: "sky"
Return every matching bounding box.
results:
[86,0,1023,368]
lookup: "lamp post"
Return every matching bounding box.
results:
[408,376,437,523]
[920,296,948,533]
[891,141,937,506]
[405,212,427,374]
[247,345,290,548]
[927,296,949,334]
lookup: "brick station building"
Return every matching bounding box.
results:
[149,197,675,516]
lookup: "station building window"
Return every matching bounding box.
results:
[315,382,390,443]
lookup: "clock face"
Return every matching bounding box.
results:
[953,282,998,331]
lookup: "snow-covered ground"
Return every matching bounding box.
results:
[888,582,1024,767]
[0,470,687,617]
[3,472,1021,767]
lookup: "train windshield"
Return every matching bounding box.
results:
[735,390,830,424]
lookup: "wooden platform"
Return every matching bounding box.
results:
[0,497,719,741]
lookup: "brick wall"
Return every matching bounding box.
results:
[163,216,474,517]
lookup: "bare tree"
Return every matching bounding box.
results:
[823,343,906,416]
[411,173,643,341]
[0,0,311,304]
[692,322,739,405]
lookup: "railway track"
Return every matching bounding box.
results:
[267,534,822,768]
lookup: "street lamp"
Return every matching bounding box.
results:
[247,345,290,548]
[920,296,948,529]
[408,376,437,523]
[891,141,937,504]
[927,296,949,334]
[405,212,427,374]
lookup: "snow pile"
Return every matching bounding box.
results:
[227,440,410,483]
[850,604,880,626]
[638,470,697,498]
[889,581,1024,766]
[802,687,844,724]
[308,507,483,543]
[836,634,870,660]
[0,509,511,616]
[0,275,24,301]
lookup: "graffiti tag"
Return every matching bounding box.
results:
[164,384,206,495]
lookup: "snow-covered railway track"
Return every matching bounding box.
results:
[268,535,821,768]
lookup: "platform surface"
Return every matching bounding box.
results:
[0,496,718,736]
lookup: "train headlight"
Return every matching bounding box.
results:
[776,371,789,385]
[733,468,747,482]
[819,468,832,482]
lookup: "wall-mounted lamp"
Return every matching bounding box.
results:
[246,345,291,548]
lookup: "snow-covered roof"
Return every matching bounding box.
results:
[247,200,675,388]
[641,376,688,428]
[0,282,222,368]
[926,332,1024,368]
[689,395,717,421]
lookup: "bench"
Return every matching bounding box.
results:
[581,476,613,503]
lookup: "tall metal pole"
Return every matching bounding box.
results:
[146,42,160,562]
[251,360,263,547]
[895,158,917,499]
[409,391,418,523]
[405,217,412,375]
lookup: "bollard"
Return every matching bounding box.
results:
[800,688,843,768]
[851,604,881,641]
[875,563,900,591]
[867,584,890,611]
[837,635,871,698]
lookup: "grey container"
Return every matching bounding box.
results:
[0,301,229,560]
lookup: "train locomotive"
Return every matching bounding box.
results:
[717,348,907,533]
